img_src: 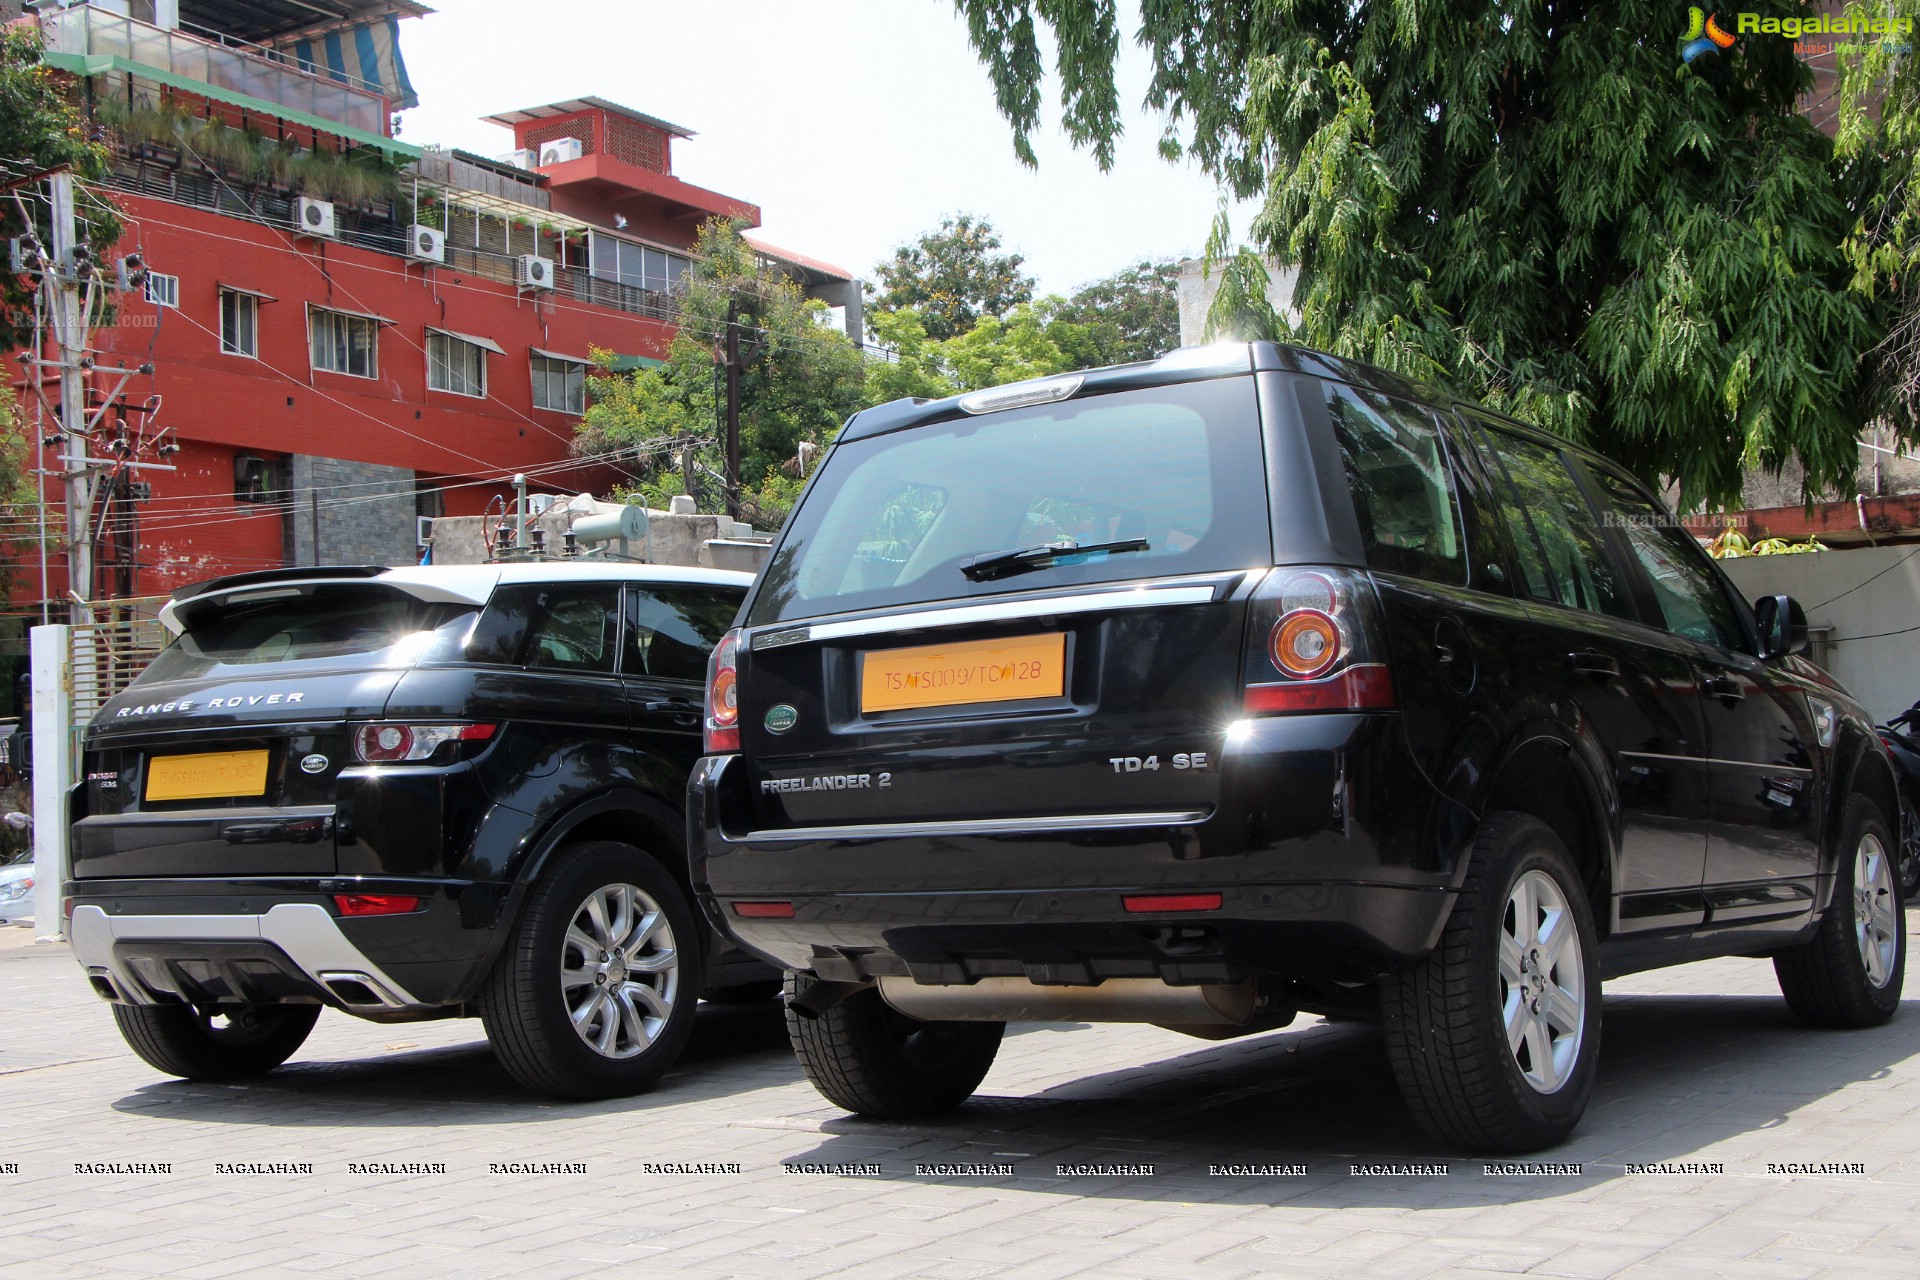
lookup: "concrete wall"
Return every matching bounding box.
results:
[1176,256,1302,346]
[288,455,416,568]
[426,501,771,573]
[1719,545,1920,723]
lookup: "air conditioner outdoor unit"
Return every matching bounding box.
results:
[517,254,555,290]
[497,149,538,170]
[537,138,584,166]
[408,224,445,263]
[295,197,336,238]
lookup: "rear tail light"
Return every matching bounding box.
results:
[333,893,422,916]
[706,627,742,753]
[1243,567,1395,714]
[1123,893,1221,913]
[353,722,495,763]
[733,900,794,918]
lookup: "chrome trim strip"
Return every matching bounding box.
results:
[1619,750,1813,776]
[69,904,427,1009]
[743,809,1210,843]
[759,582,1229,648]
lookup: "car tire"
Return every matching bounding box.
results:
[1381,811,1602,1153]
[480,840,699,1099]
[1897,798,1920,903]
[784,974,1004,1118]
[700,979,783,1004]
[1774,795,1905,1027]
[111,1002,319,1080]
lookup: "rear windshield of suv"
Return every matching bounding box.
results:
[141,585,477,683]
[748,377,1271,625]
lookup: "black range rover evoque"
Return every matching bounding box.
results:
[70,561,772,1098]
[690,341,1905,1152]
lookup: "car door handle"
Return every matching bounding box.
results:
[643,698,700,722]
[1704,675,1745,704]
[1568,650,1619,679]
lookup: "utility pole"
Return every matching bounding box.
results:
[722,297,741,522]
[48,171,94,624]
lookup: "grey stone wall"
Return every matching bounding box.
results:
[288,455,418,568]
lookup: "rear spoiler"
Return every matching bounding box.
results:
[158,566,495,635]
[168,565,392,604]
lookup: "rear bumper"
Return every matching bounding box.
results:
[689,716,1469,987]
[66,877,502,1016]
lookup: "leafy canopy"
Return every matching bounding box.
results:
[954,0,1889,508]
[573,218,866,523]
[1050,257,1181,365]
[867,213,1036,340]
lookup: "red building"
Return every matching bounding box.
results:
[9,1,853,604]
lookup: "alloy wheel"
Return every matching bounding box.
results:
[1853,833,1900,990]
[560,882,680,1059]
[1498,868,1587,1094]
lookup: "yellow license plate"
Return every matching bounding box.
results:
[861,633,1066,712]
[145,750,270,802]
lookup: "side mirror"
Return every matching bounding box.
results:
[1752,594,1809,659]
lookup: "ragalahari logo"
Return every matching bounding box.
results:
[1682,7,1738,62]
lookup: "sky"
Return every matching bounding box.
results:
[394,0,1259,297]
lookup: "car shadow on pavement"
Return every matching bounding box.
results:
[106,997,800,1125]
[780,991,1920,1208]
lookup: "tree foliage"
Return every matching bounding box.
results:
[954,0,1893,508]
[866,301,1091,403]
[1052,257,1182,364]
[0,26,121,355]
[573,218,865,524]
[867,213,1036,340]
[1833,5,1920,434]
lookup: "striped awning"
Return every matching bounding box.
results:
[275,18,418,110]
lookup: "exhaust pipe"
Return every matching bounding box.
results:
[878,975,1261,1026]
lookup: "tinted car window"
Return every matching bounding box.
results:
[748,378,1271,625]
[625,586,742,680]
[467,584,620,674]
[1478,426,1633,620]
[1325,384,1466,585]
[1586,468,1744,649]
[145,586,475,682]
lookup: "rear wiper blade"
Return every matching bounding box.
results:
[960,538,1150,582]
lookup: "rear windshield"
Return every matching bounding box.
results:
[140,585,477,684]
[749,377,1270,625]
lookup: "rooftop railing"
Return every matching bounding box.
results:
[42,4,388,137]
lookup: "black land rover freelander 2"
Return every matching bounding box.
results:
[71,561,770,1099]
[690,342,1904,1153]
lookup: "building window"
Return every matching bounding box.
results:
[428,330,488,397]
[219,290,257,357]
[588,233,692,293]
[144,272,179,308]
[310,307,378,379]
[530,354,587,414]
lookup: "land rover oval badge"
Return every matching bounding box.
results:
[299,753,329,774]
[764,704,799,734]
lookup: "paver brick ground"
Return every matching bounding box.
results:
[4,918,1920,1278]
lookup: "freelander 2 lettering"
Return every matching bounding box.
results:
[761,773,893,794]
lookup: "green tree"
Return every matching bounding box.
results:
[0,26,121,355]
[573,218,866,525]
[866,301,1088,403]
[1053,257,1182,364]
[1833,8,1920,434]
[954,0,1887,508]
[868,213,1036,340]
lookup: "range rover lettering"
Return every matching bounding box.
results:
[689,342,1903,1152]
[70,562,773,1098]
